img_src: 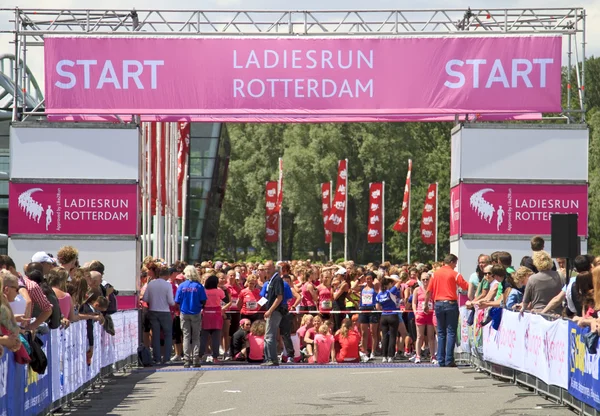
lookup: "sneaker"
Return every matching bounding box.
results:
[170,355,182,362]
[219,347,225,356]
[403,351,412,358]
[212,358,221,364]
[408,355,416,363]
[206,356,213,363]
[431,358,438,365]
[183,362,191,368]
[369,352,376,361]
[193,362,201,368]
[414,357,421,364]
[260,361,279,367]
[359,352,368,363]
[382,357,388,363]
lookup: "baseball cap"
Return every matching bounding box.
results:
[335,267,347,275]
[168,267,178,275]
[31,251,56,264]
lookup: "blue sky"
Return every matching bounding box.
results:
[0,0,597,89]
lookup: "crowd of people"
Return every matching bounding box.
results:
[0,246,118,367]
[140,235,600,368]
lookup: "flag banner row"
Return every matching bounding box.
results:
[368,182,383,243]
[321,182,332,244]
[420,183,437,245]
[265,181,279,243]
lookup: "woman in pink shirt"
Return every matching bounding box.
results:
[238,275,262,323]
[303,315,323,358]
[297,314,314,352]
[300,270,318,313]
[200,275,226,363]
[311,323,335,364]
[317,272,334,319]
[225,270,243,357]
[412,272,437,364]
[247,319,266,363]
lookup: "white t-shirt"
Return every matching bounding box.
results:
[10,294,27,315]
[565,279,577,314]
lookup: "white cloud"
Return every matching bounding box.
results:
[0,0,598,94]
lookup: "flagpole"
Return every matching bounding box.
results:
[435,182,439,262]
[382,181,385,264]
[407,159,412,264]
[278,157,283,262]
[344,158,348,262]
[329,180,333,263]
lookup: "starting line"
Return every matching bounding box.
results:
[135,362,443,372]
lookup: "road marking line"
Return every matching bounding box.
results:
[197,380,232,385]
[318,391,351,396]
[349,370,393,375]
[223,390,241,393]
[210,408,236,414]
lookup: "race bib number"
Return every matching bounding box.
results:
[246,301,258,310]
[362,293,373,306]
[321,300,332,310]
[231,297,238,305]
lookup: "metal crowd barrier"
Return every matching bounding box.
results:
[461,311,599,416]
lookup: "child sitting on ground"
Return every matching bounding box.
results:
[247,320,265,363]
[311,323,335,364]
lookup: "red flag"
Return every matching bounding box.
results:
[367,182,383,243]
[149,122,167,216]
[321,183,332,244]
[265,181,279,243]
[326,160,347,234]
[276,158,283,213]
[420,183,437,245]
[176,122,190,217]
[393,159,412,233]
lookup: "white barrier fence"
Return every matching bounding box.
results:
[0,310,138,416]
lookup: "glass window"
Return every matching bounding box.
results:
[191,123,221,138]
[190,138,218,159]
[189,157,215,178]
[189,198,207,220]
[189,179,212,199]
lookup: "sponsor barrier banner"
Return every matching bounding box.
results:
[9,183,138,236]
[482,310,568,389]
[452,183,588,236]
[44,36,561,120]
[568,321,600,410]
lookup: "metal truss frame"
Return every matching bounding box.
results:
[0,7,588,123]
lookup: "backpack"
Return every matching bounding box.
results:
[137,345,153,367]
[26,332,48,374]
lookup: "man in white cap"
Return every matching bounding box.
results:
[31,252,57,275]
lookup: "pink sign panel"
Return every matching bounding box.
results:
[44,36,561,121]
[455,183,588,236]
[9,183,138,235]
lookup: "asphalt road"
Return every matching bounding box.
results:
[60,363,573,416]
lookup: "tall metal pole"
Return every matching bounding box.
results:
[435,182,439,262]
[147,123,153,258]
[141,124,147,258]
[12,9,19,122]
[382,181,385,264]
[329,180,333,263]
[277,157,283,262]
[180,147,189,262]
[156,123,163,260]
[165,123,171,265]
[581,8,586,123]
[567,32,572,122]
[344,158,348,262]
[407,159,412,264]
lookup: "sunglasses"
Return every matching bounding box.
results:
[422,278,430,281]
[484,272,493,276]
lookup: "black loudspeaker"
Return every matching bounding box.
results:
[551,214,580,260]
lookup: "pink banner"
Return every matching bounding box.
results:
[452,183,588,236]
[9,183,138,235]
[450,186,460,237]
[44,36,561,120]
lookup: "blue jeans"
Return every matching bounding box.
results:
[434,301,459,367]
[149,311,173,364]
[264,310,283,363]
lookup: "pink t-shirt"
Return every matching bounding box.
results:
[314,333,334,364]
[248,334,264,361]
[226,283,243,311]
[205,288,226,308]
[297,325,310,345]
[318,286,333,312]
